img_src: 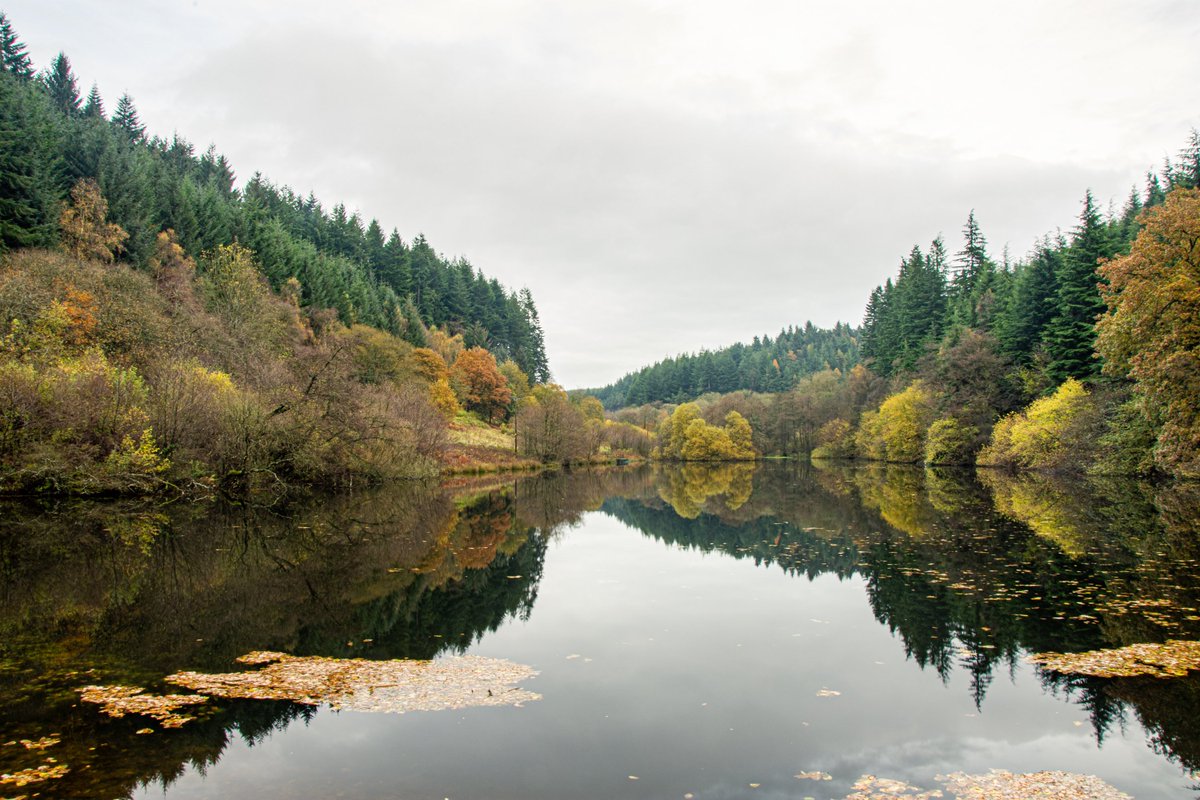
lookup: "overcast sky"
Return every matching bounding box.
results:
[8,1,1200,387]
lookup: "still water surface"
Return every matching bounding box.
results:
[2,463,1199,798]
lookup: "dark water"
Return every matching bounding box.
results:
[2,463,1199,798]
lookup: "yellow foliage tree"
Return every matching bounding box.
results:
[977,378,1097,471]
[59,179,128,263]
[724,410,756,459]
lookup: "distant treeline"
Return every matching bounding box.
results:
[0,13,549,382]
[589,321,860,408]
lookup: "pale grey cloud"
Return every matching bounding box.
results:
[6,1,1200,386]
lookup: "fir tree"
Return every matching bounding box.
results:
[519,287,550,383]
[0,72,60,250]
[0,12,33,80]
[82,82,105,118]
[1044,191,1112,382]
[43,52,81,117]
[112,93,145,141]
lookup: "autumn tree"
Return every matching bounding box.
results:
[59,179,128,263]
[515,384,589,463]
[1096,187,1200,477]
[449,346,512,422]
[411,347,460,418]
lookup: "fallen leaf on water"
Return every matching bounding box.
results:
[846,774,941,799]
[167,652,541,715]
[794,771,832,781]
[1029,640,1200,678]
[78,685,207,728]
[18,737,58,751]
[0,762,69,787]
[937,769,1132,800]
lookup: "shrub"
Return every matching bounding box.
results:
[977,378,1101,472]
[924,417,980,465]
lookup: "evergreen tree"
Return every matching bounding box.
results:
[0,73,60,251]
[1044,190,1112,382]
[112,93,146,141]
[1176,128,1200,190]
[995,239,1060,361]
[518,287,550,383]
[953,210,988,295]
[43,52,81,117]
[0,12,34,80]
[82,82,105,118]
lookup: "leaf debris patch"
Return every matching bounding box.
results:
[166,651,541,714]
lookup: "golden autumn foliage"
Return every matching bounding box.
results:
[411,347,461,418]
[655,403,756,461]
[924,417,980,466]
[1097,187,1200,478]
[58,179,128,264]
[976,378,1101,471]
[854,382,935,463]
[0,242,457,494]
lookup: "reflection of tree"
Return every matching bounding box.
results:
[655,462,757,519]
[0,480,570,799]
[3,464,1200,792]
[634,462,1200,767]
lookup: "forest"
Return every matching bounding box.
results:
[0,14,656,494]
[3,9,1200,489]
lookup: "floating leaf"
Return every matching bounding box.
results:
[166,651,540,714]
[794,771,832,781]
[0,762,69,787]
[1029,640,1200,678]
[937,769,1132,799]
[78,685,207,728]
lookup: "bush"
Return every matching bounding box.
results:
[811,418,854,459]
[924,417,980,465]
[977,378,1102,472]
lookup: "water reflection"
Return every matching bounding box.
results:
[1,463,1199,796]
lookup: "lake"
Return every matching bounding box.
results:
[1,462,1198,798]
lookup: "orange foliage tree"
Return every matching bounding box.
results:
[1097,187,1200,477]
[449,346,512,423]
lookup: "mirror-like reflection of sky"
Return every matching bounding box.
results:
[3,464,1199,798]
[133,494,1191,800]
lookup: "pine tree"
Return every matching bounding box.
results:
[112,93,145,141]
[1044,190,1112,382]
[519,287,550,382]
[43,52,81,117]
[0,13,34,80]
[996,239,1060,361]
[0,73,60,251]
[82,83,105,118]
[1176,128,1200,190]
[953,210,988,295]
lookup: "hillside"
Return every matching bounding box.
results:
[589,321,859,409]
[0,25,548,382]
